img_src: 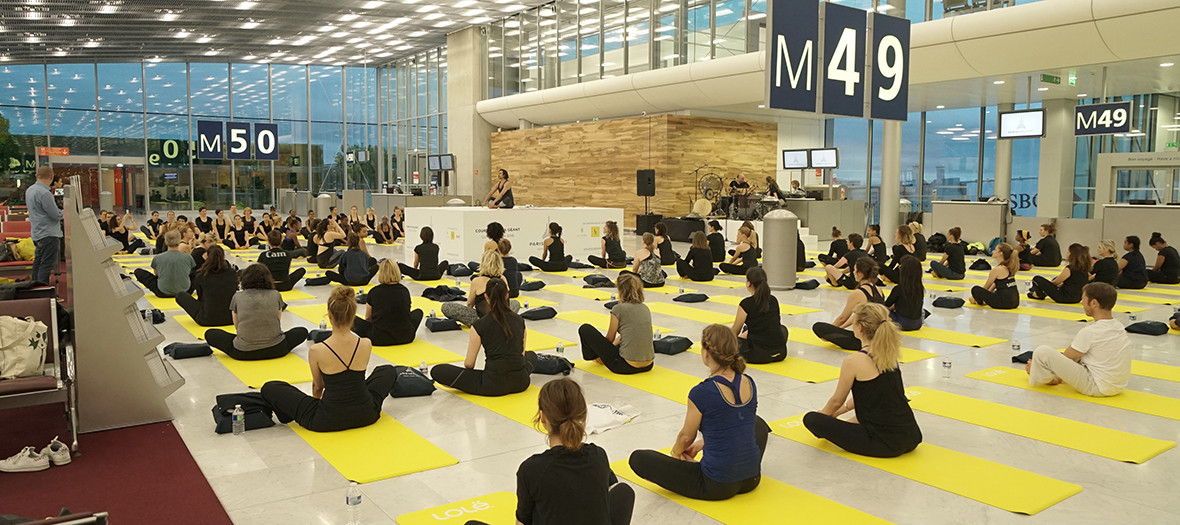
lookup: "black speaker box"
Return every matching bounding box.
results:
[637,169,656,197]
[635,214,662,235]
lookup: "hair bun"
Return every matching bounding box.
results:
[1152,232,1162,237]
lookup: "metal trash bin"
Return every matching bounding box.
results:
[762,209,799,290]
[314,193,335,219]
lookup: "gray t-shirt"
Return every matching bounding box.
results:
[611,302,655,362]
[152,249,196,296]
[229,289,287,351]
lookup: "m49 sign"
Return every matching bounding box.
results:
[1075,101,1132,136]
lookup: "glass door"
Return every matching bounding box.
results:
[1115,169,1168,204]
[50,158,101,209]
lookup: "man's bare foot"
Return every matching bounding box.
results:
[1024,362,1031,374]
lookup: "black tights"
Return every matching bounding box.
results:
[261,365,397,432]
[205,327,309,361]
[398,261,449,281]
[529,255,572,272]
[431,356,536,397]
[175,291,233,326]
[273,268,307,292]
[465,484,635,525]
[327,260,379,286]
[970,285,1019,310]
[802,411,920,458]
[675,260,714,282]
[579,324,653,374]
[588,255,627,269]
[628,417,770,501]
[1029,275,1081,303]
[812,322,860,351]
[738,328,788,364]
[718,263,753,275]
[353,309,424,346]
[1148,269,1180,284]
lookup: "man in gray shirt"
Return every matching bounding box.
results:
[26,166,62,285]
[133,230,195,297]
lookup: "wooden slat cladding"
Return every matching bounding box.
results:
[490,115,776,227]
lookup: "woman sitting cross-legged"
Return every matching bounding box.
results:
[718,226,759,276]
[529,222,573,272]
[442,249,520,326]
[589,220,629,269]
[579,273,655,375]
[431,279,536,397]
[628,324,771,501]
[803,303,922,458]
[204,263,309,361]
[880,225,916,284]
[883,255,925,330]
[260,286,397,432]
[175,245,238,327]
[1029,243,1091,304]
[620,233,665,288]
[969,243,1020,310]
[730,268,787,364]
[929,226,966,280]
[675,231,715,282]
[325,231,379,286]
[812,258,883,351]
[351,260,423,346]
[397,226,449,281]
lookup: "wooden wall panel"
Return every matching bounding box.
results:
[490,114,776,227]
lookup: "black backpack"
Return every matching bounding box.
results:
[927,233,948,253]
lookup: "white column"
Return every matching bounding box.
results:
[1036,98,1078,218]
[880,120,902,242]
[446,27,496,200]
[993,103,1014,199]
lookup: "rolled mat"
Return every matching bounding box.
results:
[790,329,937,363]
[967,366,1180,421]
[397,492,516,525]
[1133,360,1180,383]
[770,415,1082,515]
[546,283,614,301]
[611,453,888,525]
[905,386,1174,463]
[577,360,699,404]
[555,309,675,334]
[668,276,748,289]
[443,385,543,427]
[291,413,457,483]
[906,326,1007,348]
[964,303,1090,322]
[647,302,735,325]
[706,294,823,315]
[174,315,313,387]
[1023,295,1147,314]
[688,344,839,384]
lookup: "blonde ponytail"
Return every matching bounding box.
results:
[853,303,901,372]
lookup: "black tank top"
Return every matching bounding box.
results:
[658,236,676,264]
[547,237,565,263]
[859,284,884,304]
[604,237,626,262]
[850,359,922,451]
[740,245,758,267]
[319,339,372,410]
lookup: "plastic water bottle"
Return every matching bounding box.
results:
[418,361,428,375]
[1011,343,1021,354]
[429,309,436,318]
[556,342,565,354]
[678,286,684,294]
[231,405,245,435]
[1129,313,1138,322]
[941,360,952,379]
[319,318,328,331]
[359,287,365,296]
[523,299,529,309]
[345,482,362,525]
[610,293,616,301]
[654,329,662,340]
[142,309,151,322]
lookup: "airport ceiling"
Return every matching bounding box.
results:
[0,0,542,66]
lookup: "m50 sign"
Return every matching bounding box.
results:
[766,0,911,121]
[197,120,279,161]
[1075,101,1132,136]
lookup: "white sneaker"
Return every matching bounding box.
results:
[0,446,50,473]
[40,436,71,466]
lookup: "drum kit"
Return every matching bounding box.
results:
[695,168,782,220]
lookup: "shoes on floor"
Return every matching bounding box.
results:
[0,446,49,473]
[40,436,71,466]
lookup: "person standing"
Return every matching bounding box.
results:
[27,166,62,285]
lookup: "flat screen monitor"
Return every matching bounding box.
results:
[439,153,454,171]
[163,172,178,180]
[998,109,1045,139]
[426,155,441,171]
[782,149,809,169]
[809,148,839,169]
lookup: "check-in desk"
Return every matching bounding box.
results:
[370,194,470,219]
[782,199,866,241]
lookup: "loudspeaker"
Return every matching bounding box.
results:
[637,169,656,197]
[635,213,662,235]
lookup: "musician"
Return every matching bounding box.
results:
[763,177,784,201]
[729,175,753,219]
[729,174,752,196]
[785,180,806,198]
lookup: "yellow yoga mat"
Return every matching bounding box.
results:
[555,309,675,334]
[445,385,543,428]
[1133,360,1180,382]
[372,340,464,367]
[532,269,592,278]
[967,367,1180,421]
[905,387,1174,463]
[687,344,840,384]
[611,455,889,525]
[668,275,749,289]
[964,303,1090,322]
[1117,292,1178,306]
[647,302,735,324]
[770,416,1082,515]
[644,285,698,295]
[907,326,1007,348]
[577,360,698,404]
[292,414,458,483]
[790,329,937,363]
[397,492,516,525]
[923,281,972,293]
[523,329,578,352]
[405,277,463,287]
[1023,295,1147,314]
[174,315,313,386]
[706,294,823,315]
[546,283,613,301]
[144,294,182,311]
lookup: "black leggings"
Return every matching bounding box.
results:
[970,285,1019,310]
[175,291,233,326]
[119,236,146,253]
[467,484,635,525]
[738,328,788,364]
[133,268,189,298]
[812,322,860,351]
[880,265,899,284]
[529,255,572,272]
[930,261,964,280]
[205,327,309,361]
[718,263,754,275]
[802,411,920,458]
[579,324,653,375]
[1117,274,1147,289]
[1030,253,1060,267]
[817,254,839,266]
[261,364,396,432]
[589,255,627,269]
[618,270,663,288]
[628,417,770,501]
[327,260,379,286]
[273,268,307,292]
[675,260,714,282]
[1030,275,1081,303]
[889,311,923,331]
[431,360,534,397]
[398,261,449,281]
[1148,269,1180,284]
[353,309,424,346]
[316,249,343,269]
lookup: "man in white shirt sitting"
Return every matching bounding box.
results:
[1026,282,1131,397]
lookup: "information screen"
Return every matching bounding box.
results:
[782,149,809,169]
[427,155,441,171]
[809,148,839,169]
[999,110,1045,139]
[439,154,454,171]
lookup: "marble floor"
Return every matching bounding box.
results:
[146,232,1180,525]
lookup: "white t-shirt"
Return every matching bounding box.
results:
[1072,319,1132,395]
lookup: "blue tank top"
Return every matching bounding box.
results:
[688,373,760,484]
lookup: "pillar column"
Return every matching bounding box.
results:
[993,103,1014,200]
[446,27,496,201]
[1036,98,1078,218]
[880,120,902,243]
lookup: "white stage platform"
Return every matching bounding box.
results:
[404,206,625,263]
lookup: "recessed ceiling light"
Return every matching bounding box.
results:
[455,0,478,7]
[100,4,118,14]
[175,30,190,38]
[423,13,445,20]
[409,30,427,37]
[340,13,360,21]
[936,105,945,109]
[1077,94,1088,98]
[993,80,1004,85]
[268,38,284,45]
[332,31,350,38]
[1162,62,1175,67]
[161,12,178,22]
[60,17,75,27]
[237,2,256,10]
[434,20,456,27]
[415,5,438,13]
[363,1,384,8]
[241,21,260,29]
[204,49,220,56]
[1037,87,1049,91]
[196,35,213,43]
[470,16,492,24]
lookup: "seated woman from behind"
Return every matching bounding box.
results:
[629,325,770,501]
[442,249,520,326]
[675,231,715,282]
[803,303,922,457]
[813,258,882,351]
[431,280,535,396]
[578,273,655,375]
[730,268,787,364]
[352,260,423,346]
[883,256,925,330]
[969,243,1020,310]
[261,286,397,432]
[203,264,309,361]
[175,245,238,327]
[621,233,665,288]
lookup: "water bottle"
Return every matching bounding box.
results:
[610,293,616,301]
[359,287,365,296]
[429,309,436,318]
[678,286,684,294]
[941,360,952,379]
[142,309,151,322]
[319,318,327,331]
[1011,343,1021,354]
[418,361,428,375]
[654,329,662,340]
[523,299,529,309]
[345,482,362,525]
[231,404,245,435]
[1129,313,1137,322]
[556,342,564,354]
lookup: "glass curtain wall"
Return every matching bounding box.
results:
[377,47,448,193]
